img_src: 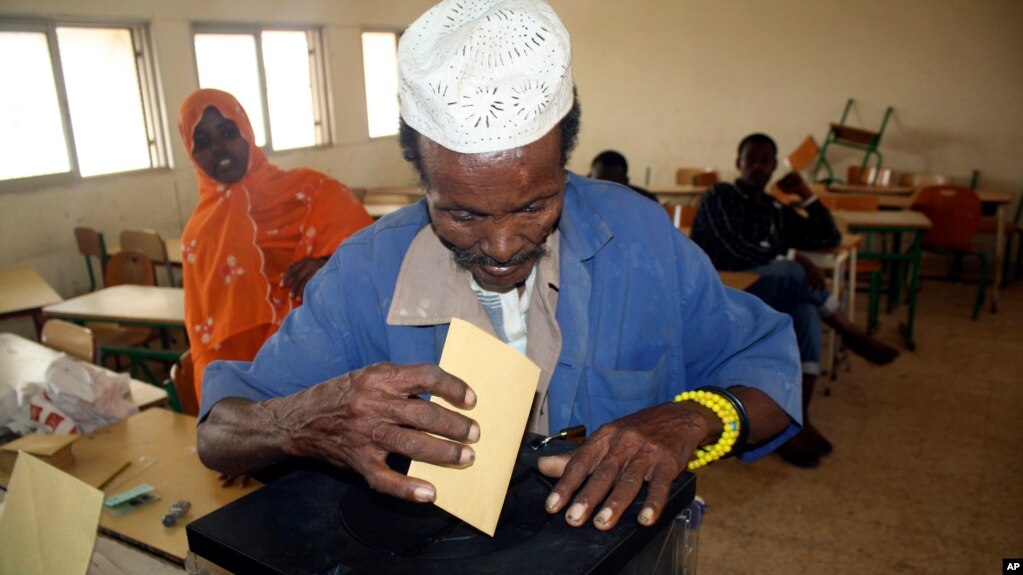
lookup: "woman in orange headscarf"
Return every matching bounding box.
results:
[178,89,372,399]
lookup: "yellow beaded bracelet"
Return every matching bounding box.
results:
[674,389,741,470]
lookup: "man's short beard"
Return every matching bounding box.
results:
[451,244,549,271]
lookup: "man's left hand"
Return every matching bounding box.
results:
[538,402,714,531]
[281,257,328,298]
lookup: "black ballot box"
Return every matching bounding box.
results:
[186,435,696,575]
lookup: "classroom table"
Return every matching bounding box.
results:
[0,267,62,338]
[977,190,1013,308]
[362,186,424,218]
[43,285,184,328]
[365,202,414,218]
[1,408,260,565]
[718,271,759,291]
[650,185,709,206]
[43,285,186,382]
[0,332,167,410]
[845,189,1013,311]
[832,210,931,350]
[828,183,916,196]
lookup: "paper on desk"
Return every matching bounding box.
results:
[0,452,103,575]
[407,318,540,536]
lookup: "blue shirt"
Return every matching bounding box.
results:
[202,173,802,461]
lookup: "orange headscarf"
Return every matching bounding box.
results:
[178,89,372,394]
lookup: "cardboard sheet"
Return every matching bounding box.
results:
[0,452,103,575]
[407,318,541,536]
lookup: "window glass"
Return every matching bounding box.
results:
[361,31,399,138]
[57,27,151,177]
[261,30,316,150]
[193,33,266,147]
[0,31,71,179]
[194,28,327,151]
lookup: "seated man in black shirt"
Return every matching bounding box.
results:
[691,133,898,468]
[589,150,658,202]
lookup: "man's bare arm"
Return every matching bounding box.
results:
[197,363,480,502]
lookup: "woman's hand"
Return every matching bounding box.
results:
[281,257,329,298]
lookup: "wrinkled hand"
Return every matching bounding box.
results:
[281,257,328,298]
[538,402,713,531]
[267,363,479,503]
[794,253,827,292]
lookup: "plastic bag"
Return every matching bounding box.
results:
[40,354,139,433]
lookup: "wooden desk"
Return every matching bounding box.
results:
[362,187,424,218]
[976,190,1013,309]
[718,271,759,291]
[43,285,184,328]
[43,286,186,381]
[865,189,1012,310]
[0,267,62,338]
[833,210,931,349]
[651,185,709,205]
[365,202,414,218]
[801,234,863,376]
[0,332,167,410]
[829,183,915,196]
[67,409,258,564]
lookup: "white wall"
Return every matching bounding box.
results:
[2,0,1021,301]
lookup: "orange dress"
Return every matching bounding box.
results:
[178,89,372,398]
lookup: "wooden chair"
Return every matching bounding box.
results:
[74,227,108,292]
[911,186,989,319]
[675,167,717,187]
[41,319,96,363]
[104,251,157,287]
[94,251,161,375]
[662,203,698,231]
[167,350,198,416]
[785,136,820,173]
[119,229,175,286]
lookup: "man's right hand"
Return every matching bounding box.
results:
[793,253,827,292]
[199,363,479,503]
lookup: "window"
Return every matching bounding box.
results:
[193,27,328,151]
[361,31,400,139]
[0,22,166,182]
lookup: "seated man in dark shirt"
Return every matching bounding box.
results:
[589,150,658,202]
[691,133,898,468]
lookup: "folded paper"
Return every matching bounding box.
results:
[407,318,540,536]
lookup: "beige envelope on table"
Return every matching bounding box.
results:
[0,452,104,575]
[407,318,541,536]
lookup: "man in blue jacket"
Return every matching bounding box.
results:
[196,0,801,532]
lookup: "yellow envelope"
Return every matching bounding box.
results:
[0,452,104,575]
[407,318,540,536]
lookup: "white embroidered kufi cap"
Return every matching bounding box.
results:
[398,0,574,154]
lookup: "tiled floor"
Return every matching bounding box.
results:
[697,277,1023,574]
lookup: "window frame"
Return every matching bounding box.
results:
[0,18,168,189]
[191,23,332,152]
